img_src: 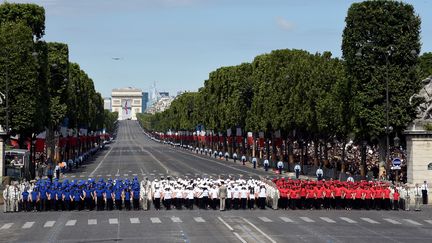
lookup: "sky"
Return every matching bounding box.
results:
[4,0,432,98]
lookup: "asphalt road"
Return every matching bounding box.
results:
[1,120,431,243]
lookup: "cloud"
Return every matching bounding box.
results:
[276,16,294,31]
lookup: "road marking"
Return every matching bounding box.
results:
[107,174,111,177]
[130,218,140,224]
[141,148,170,174]
[44,221,56,228]
[132,174,138,176]
[404,219,422,226]
[115,174,120,176]
[233,232,247,243]
[320,217,336,223]
[150,217,161,223]
[124,174,129,177]
[1,223,13,229]
[150,173,155,176]
[109,218,118,225]
[218,217,233,231]
[89,145,114,177]
[242,217,277,243]
[258,217,272,222]
[65,220,77,226]
[88,219,97,225]
[340,217,357,223]
[171,217,182,223]
[140,168,145,175]
[425,220,432,224]
[361,218,379,224]
[194,217,205,223]
[22,222,34,229]
[300,217,315,223]
[128,171,132,173]
[280,217,294,223]
[71,175,76,178]
[79,175,84,178]
[383,218,401,224]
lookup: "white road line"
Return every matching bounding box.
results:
[425,220,432,224]
[88,219,97,225]
[361,218,379,224]
[194,217,205,223]
[242,218,277,243]
[44,221,56,228]
[340,217,357,223]
[97,175,102,177]
[404,219,422,226]
[171,217,182,223]
[320,217,336,223]
[123,174,129,177]
[115,174,120,176]
[109,218,118,224]
[79,175,84,178]
[89,145,114,177]
[300,217,315,223]
[132,174,138,176]
[150,173,155,176]
[258,217,272,222]
[218,217,233,231]
[71,175,76,178]
[140,168,145,175]
[383,218,401,224]
[22,222,34,229]
[1,223,13,229]
[141,147,170,174]
[150,217,161,223]
[233,232,247,243]
[128,171,132,173]
[107,174,111,177]
[280,217,294,223]
[130,218,140,224]
[65,220,77,226]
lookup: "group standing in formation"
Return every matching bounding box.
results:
[3,176,427,212]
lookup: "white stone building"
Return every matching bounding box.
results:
[111,87,142,120]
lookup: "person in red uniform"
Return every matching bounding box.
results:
[345,186,353,210]
[374,186,382,210]
[364,186,372,210]
[393,189,400,210]
[290,187,299,210]
[383,186,391,210]
[355,186,363,209]
[306,186,315,210]
[299,185,307,209]
[323,185,332,210]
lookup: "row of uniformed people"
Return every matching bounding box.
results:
[6,176,280,212]
[5,177,145,212]
[149,177,272,210]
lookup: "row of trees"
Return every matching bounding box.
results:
[0,3,114,158]
[139,1,432,175]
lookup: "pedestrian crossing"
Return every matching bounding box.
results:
[62,172,256,179]
[1,216,431,230]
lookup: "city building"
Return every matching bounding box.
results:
[103,97,111,111]
[146,96,174,114]
[159,91,169,98]
[111,87,142,120]
[142,92,149,112]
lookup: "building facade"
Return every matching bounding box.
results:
[111,87,142,120]
[103,97,111,111]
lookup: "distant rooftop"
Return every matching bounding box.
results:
[112,87,142,92]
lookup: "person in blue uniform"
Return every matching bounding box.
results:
[114,184,123,210]
[21,188,29,212]
[132,184,140,210]
[63,187,72,211]
[48,186,56,211]
[30,186,40,212]
[124,187,132,210]
[56,186,63,211]
[84,183,93,211]
[95,185,105,211]
[105,185,114,211]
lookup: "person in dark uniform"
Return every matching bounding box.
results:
[124,187,132,210]
[95,185,105,211]
[48,186,56,211]
[105,185,114,211]
[63,187,72,211]
[132,184,140,210]
[114,184,123,210]
[84,183,93,211]
[56,186,63,211]
[39,184,48,211]
[21,188,30,212]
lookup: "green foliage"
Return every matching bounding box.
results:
[342,0,421,142]
[0,2,45,39]
[47,42,69,127]
[104,110,118,134]
[0,21,39,135]
[419,52,432,80]
[424,123,432,131]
